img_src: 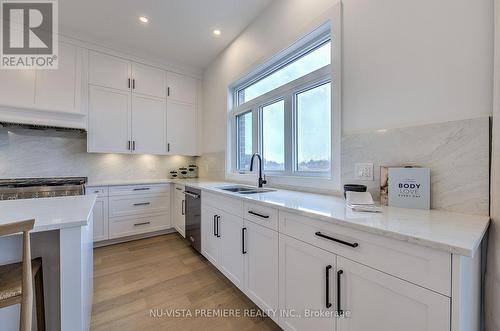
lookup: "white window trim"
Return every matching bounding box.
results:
[226,8,342,193]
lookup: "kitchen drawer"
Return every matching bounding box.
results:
[109,193,169,218]
[279,211,452,296]
[174,184,184,193]
[109,213,170,238]
[203,191,242,217]
[86,186,108,197]
[243,202,278,231]
[109,184,170,196]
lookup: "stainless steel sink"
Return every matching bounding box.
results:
[218,185,276,194]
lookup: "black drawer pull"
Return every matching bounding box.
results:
[248,210,269,219]
[213,215,217,237]
[326,265,332,308]
[133,187,150,191]
[337,270,343,316]
[133,202,150,206]
[216,216,221,238]
[315,232,359,248]
[242,227,247,254]
[134,221,151,227]
[175,187,182,191]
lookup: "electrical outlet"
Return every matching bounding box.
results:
[354,163,374,181]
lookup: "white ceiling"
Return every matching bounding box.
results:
[59,0,273,71]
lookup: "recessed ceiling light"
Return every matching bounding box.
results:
[139,16,149,23]
[213,29,221,36]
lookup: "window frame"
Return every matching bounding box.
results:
[227,15,342,192]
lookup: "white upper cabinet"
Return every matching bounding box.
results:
[167,100,197,155]
[0,42,85,128]
[0,70,36,109]
[35,43,83,114]
[167,72,198,104]
[89,51,131,91]
[131,95,166,154]
[88,85,131,153]
[131,63,166,98]
[336,256,450,331]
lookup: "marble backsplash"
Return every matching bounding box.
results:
[0,128,195,183]
[341,117,490,216]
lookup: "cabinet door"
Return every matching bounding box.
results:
[201,205,220,265]
[0,70,35,109]
[167,100,197,155]
[35,43,82,113]
[131,95,166,154]
[244,220,279,312]
[132,63,166,98]
[167,72,197,104]
[218,211,245,289]
[92,197,109,242]
[89,51,131,91]
[336,257,450,331]
[88,85,131,153]
[279,234,336,331]
[174,187,185,237]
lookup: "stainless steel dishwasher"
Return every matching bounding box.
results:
[183,186,201,253]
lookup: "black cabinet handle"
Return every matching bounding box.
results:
[242,227,247,254]
[128,78,131,89]
[213,215,217,237]
[216,216,221,238]
[127,140,131,150]
[134,221,150,227]
[326,265,332,308]
[248,210,269,219]
[315,232,359,248]
[167,87,170,96]
[337,270,343,316]
[133,187,150,191]
[132,79,136,89]
[133,202,150,206]
[181,200,185,215]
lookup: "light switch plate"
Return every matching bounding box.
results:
[354,163,374,181]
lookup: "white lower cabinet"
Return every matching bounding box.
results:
[243,220,279,312]
[279,234,336,331]
[200,192,459,331]
[201,204,220,265]
[87,183,171,244]
[173,185,186,237]
[92,197,109,242]
[218,211,245,289]
[336,256,450,331]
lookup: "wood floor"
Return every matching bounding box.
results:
[91,233,281,331]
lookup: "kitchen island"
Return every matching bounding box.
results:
[0,195,96,331]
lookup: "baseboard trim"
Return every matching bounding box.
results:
[93,228,179,248]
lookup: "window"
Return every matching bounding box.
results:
[261,100,285,171]
[296,82,331,172]
[238,42,331,105]
[236,111,253,170]
[229,23,338,188]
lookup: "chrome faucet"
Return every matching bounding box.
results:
[250,153,267,188]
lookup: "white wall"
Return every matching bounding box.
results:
[202,0,493,154]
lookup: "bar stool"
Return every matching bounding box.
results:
[0,219,45,331]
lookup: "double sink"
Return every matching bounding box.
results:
[218,185,276,195]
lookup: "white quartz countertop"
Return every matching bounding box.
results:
[175,179,490,257]
[0,195,97,232]
[86,178,489,256]
[86,178,172,186]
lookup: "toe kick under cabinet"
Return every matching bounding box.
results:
[201,191,481,331]
[86,183,171,243]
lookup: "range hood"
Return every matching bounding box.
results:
[0,121,87,133]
